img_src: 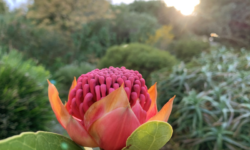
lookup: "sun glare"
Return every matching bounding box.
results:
[164,0,200,15]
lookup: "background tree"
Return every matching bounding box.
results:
[0,0,6,14]
[27,0,112,31]
[146,25,174,50]
[191,0,250,47]
[128,0,188,38]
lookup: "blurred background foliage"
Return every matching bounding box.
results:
[0,49,52,139]
[0,0,250,149]
[153,47,250,150]
[167,37,210,63]
[26,0,112,31]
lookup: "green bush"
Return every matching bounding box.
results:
[71,20,118,60]
[0,12,158,70]
[53,62,96,100]
[98,43,178,85]
[0,50,50,85]
[0,15,74,71]
[71,11,159,60]
[0,50,52,139]
[168,38,210,62]
[152,47,250,149]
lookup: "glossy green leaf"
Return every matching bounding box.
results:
[122,121,173,150]
[0,131,83,150]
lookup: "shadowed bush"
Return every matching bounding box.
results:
[168,38,210,63]
[0,50,52,139]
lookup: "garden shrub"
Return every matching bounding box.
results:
[0,50,50,85]
[0,50,52,139]
[72,10,160,61]
[71,20,118,60]
[168,38,210,62]
[53,62,96,100]
[98,43,178,86]
[0,15,74,71]
[152,47,250,150]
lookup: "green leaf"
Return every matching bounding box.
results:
[122,121,173,150]
[0,131,83,150]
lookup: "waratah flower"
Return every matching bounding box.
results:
[48,66,175,150]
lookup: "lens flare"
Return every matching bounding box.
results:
[164,0,200,15]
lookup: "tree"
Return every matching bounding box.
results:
[0,0,6,14]
[146,25,174,50]
[128,0,187,38]
[27,0,112,31]
[191,0,250,47]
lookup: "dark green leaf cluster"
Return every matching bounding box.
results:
[98,43,178,86]
[0,50,52,139]
[153,47,250,150]
[72,20,118,60]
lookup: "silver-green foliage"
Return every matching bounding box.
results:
[152,47,250,150]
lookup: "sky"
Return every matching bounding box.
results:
[4,0,200,15]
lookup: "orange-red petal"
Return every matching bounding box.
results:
[88,107,140,150]
[146,83,158,120]
[48,80,98,147]
[48,80,70,128]
[66,118,98,147]
[84,84,134,130]
[68,77,77,99]
[149,95,175,122]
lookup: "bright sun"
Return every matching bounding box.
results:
[164,0,200,15]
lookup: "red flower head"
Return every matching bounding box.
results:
[48,67,175,150]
